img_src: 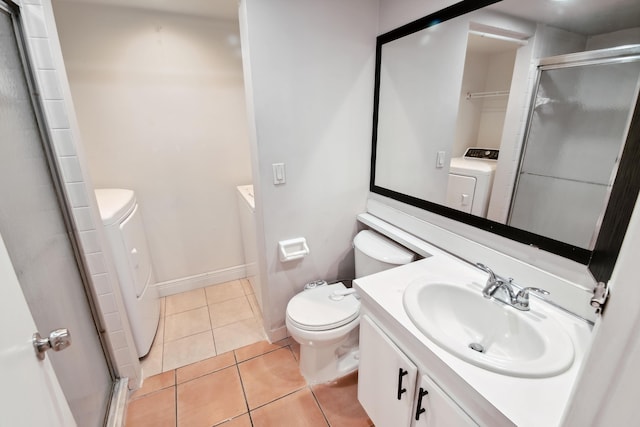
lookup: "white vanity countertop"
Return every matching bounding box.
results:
[354,253,593,427]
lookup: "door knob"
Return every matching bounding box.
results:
[33,328,72,360]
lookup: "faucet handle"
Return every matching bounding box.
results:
[475,263,495,279]
[515,287,550,310]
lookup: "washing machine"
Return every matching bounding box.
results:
[95,188,160,357]
[445,148,498,217]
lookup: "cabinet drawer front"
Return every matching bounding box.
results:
[358,315,418,427]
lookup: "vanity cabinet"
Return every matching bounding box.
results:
[358,315,477,427]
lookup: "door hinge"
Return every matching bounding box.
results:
[590,282,610,315]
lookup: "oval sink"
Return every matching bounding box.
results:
[403,279,574,378]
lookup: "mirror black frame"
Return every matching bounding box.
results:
[369,0,640,282]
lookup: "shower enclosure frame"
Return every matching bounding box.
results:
[2,0,122,424]
[508,44,640,252]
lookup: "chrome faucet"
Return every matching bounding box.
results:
[475,263,549,311]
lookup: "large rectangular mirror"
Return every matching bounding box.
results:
[371,0,640,280]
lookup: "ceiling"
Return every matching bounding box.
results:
[490,0,640,36]
[53,0,239,20]
[52,0,640,37]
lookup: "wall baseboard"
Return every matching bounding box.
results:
[267,325,288,343]
[155,265,247,297]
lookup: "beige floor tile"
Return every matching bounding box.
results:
[272,337,300,361]
[250,388,328,427]
[312,372,372,427]
[176,351,236,384]
[209,296,254,328]
[166,288,207,315]
[177,366,247,427]
[205,280,245,304]
[160,296,166,317]
[234,340,287,363]
[164,306,212,342]
[238,347,307,409]
[163,331,216,372]
[215,413,252,427]
[241,278,253,295]
[131,371,175,400]
[125,387,176,427]
[213,318,266,354]
[141,338,163,379]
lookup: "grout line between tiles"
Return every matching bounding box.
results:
[161,304,167,373]
[163,328,214,345]
[173,370,178,427]
[210,303,220,352]
[309,385,332,427]
[212,414,252,427]
[246,385,309,413]
[235,343,289,365]
[233,354,253,424]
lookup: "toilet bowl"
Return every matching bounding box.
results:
[286,230,415,384]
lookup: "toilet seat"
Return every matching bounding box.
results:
[286,283,360,332]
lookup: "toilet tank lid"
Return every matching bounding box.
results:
[94,189,136,226]
[353,230,415,265]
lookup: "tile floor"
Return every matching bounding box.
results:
[126,339,373,427]
[142,279,266,377]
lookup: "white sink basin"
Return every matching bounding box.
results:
[403,279,574,378]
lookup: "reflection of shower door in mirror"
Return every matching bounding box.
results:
[0,4,113,426]
[508,52,640,249]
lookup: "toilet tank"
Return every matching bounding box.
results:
[353,230,415,278]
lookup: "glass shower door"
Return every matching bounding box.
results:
[509,52,640,249]
[0,4,113,426]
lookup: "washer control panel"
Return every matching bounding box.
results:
[463,148,499,160]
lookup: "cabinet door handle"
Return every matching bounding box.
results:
[415,387,429,421]
[397,368,408,400]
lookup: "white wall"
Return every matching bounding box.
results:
[476,50,516,149]
[453,47,516,157]
[240,0,378,340]
[586,27,640,50]
[452,52,489,157]
[375,14,468,204]
[52,2,252,286]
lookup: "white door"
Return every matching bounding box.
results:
[0,232,76,427]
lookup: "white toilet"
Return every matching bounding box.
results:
[286,230,415,384]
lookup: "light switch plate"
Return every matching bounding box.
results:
[436,151,446,168]
[272,163,286,185]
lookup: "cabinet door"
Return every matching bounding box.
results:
[413,374,478,427]
[358,315,418,427]
[445,173,476,214]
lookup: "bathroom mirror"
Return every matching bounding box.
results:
[371,0,640,280]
